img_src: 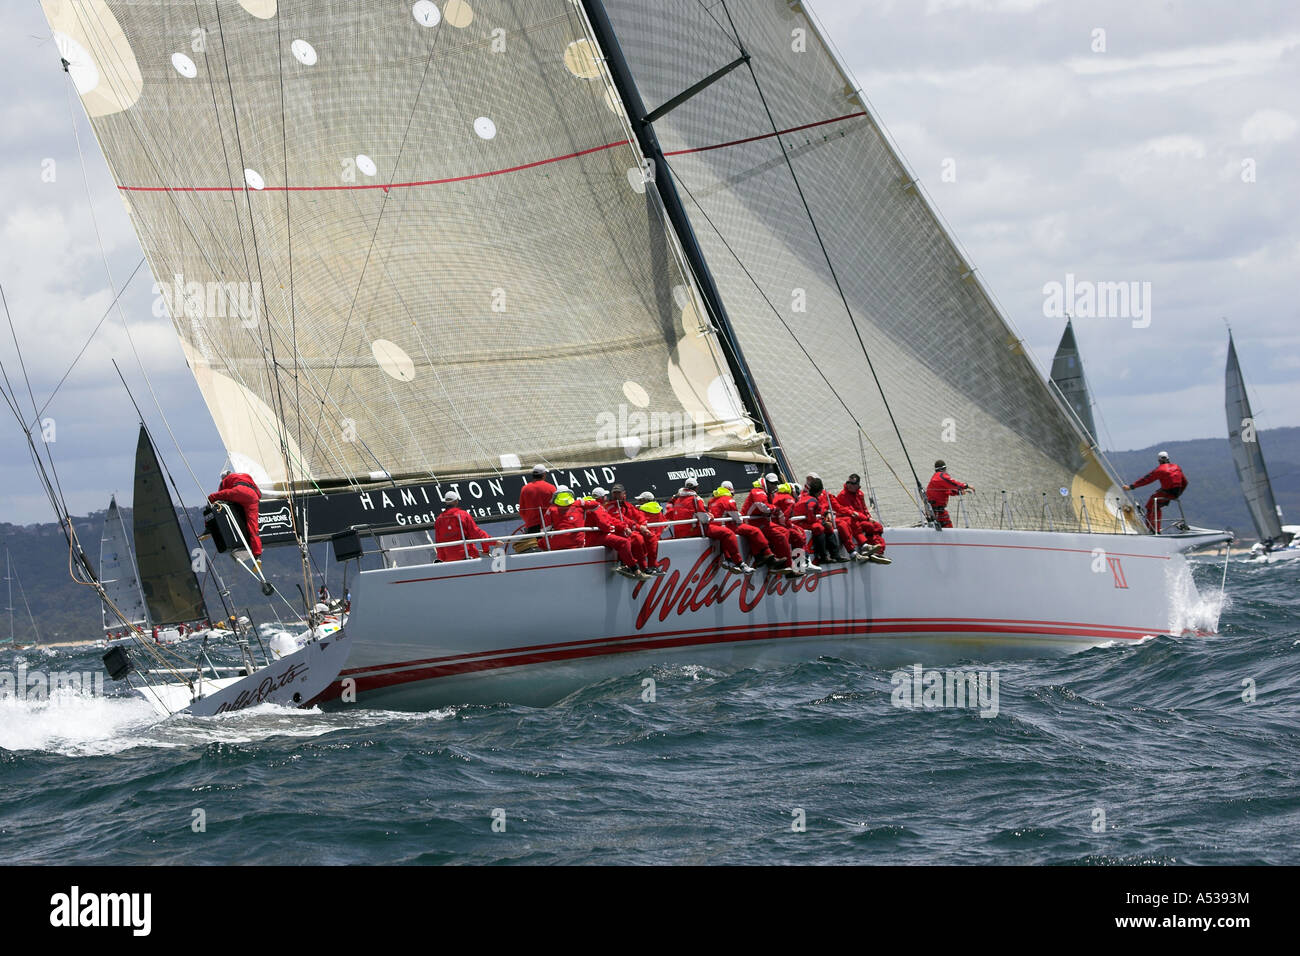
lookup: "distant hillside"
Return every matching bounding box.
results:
[1105,426,1299,540]
[0,507,334,645]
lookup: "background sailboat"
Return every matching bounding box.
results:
[1050,318,1098,449]
[100,425,213,644]
[2,548,42,649]
[41,0,1228,709]
[1225,332,1298,562]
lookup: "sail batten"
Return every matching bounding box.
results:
[1225,335,1287,545]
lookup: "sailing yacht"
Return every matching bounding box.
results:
[43,0,1228,709]
[1050,319,1098,448]
[1225,333,1298,564]
[100,426,216,645]
[2,549,41,649]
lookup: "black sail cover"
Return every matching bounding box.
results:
[1050,319,1098,444]
[600,0,1121,523]
[1225,335,1288,545]
[132,426,208,625]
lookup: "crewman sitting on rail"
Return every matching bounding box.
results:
[925,460,971,530]
[208,468,264,560]
[582,487,647,579]
[634,491,667,553]
[606,484,664,575]
[544,486,586,550]
[834,474,890,564]
[1123,450,1189,534]
[712,480,779,570]
[743,474,797,574]
[433,491,494,561]
[664,478,705,539]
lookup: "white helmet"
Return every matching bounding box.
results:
[590,487,608,498]
[442,490,461,503]
[1157,450,1170,462]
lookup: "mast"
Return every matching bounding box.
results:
[579,0,793,480]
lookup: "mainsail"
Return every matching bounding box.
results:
[99,494,149,631]
[1049,319,1098,444]
[1225,334,1288,546]
[600,0,1120,522]
[132,425,209,625]
[42,0,767,493]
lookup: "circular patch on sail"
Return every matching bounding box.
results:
[372,339,416,382]
[604,88,622,116]
[52,32,99,95]
[626,167,647,193]
[46,3,141,117]
[622,436,643,459]
[291,39,318,66]
[474,116,497,140]
[244,168,265,190]
[171,52,198,78]
[444,0,474,27]
[622,381,650,408]
[671,284,691,311]
[412,1,441,26]
[238,0,277,18]
[564,39,600,79]
[356,154,377,176]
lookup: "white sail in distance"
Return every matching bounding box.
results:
[99,495,149,631]
[1225,333,1287,545]
[601,0,1122,523]
[1050,319,1098,445]
[43,0,769,492]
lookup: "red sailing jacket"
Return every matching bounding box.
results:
[605,499,648,533]
[665,493,705,538]
[581,500,620,546]
[208,472,263,556]
[707,494,742,524]
[543,503,586,550]
[1132,462,1188,492]
[518,478,557,529]
[433,507,491,561]
[793,491,826,528]
[772,491,800,528]
[834,485,872,519]
[925,471,967,508]
[742,488,775,526]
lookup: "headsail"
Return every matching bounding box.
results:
[1049,319,1098,445]
[600,0,1120,522]
[43,0,768,493]
[1225,334,1288,546]
[133,425,209,626]
[99,494,149,632]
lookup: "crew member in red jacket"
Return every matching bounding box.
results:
[796,474,852,563]
[772,482,807,556]
[664,478,704,539]
[208,468,263,558]
[518,464,557,543]
[543,486,586,550]
[743,474,796,573]
[606,484,664,574]
[433,491,493,561]
[1124,451,1188,533]
[634,491,666,552]
[583,488,646,579]
[925,460,970,530]
[834,474,889,562]
[711,481,778,569]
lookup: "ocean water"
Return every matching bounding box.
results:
[2,559,1297,865]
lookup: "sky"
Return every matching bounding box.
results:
[0,0,1297,525]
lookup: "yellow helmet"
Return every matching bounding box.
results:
[777,483,793,495]
[553,492,575,507]
[638,501,663,514]
[752,478,764,489]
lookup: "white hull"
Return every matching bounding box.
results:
[326,526,1227,710]
[135,628,351,717]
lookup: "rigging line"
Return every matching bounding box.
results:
[306,15,450,469]
[717,0,926,513]
[65,7,305,496]
[30,255,146,428]
[664,156,916,504]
